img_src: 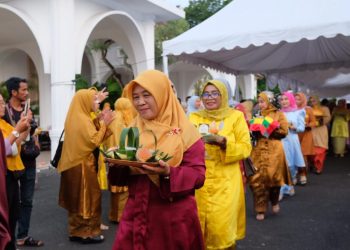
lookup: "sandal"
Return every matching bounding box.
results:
[272,204,280,214]
[256,213,265,221]
[100,223,109,230]
[17,236,44,247]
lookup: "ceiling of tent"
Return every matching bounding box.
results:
[163,0,350,97]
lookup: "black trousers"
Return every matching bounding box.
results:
[5,171,20,250]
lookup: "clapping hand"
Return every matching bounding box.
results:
[101,109,115,126]
[96,87,109,103]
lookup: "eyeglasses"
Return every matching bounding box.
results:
[201,91,221,99]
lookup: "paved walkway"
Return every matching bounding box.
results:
[36,150,51,170]
[28,152,350,249]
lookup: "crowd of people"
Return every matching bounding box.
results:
[1,70,349,250]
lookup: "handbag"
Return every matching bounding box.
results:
[21,136,41,160]
[243,157,257,177]
[50,130,64,168]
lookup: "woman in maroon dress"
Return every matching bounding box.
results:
[109,70,206,250]
[0,130,11,250]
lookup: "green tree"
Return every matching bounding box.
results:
[193,74,212,96]
[88,39,125,89]
[0,82,9,100]
[185,0,232,28]
[155,19,189,65]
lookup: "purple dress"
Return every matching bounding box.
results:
[112,139,206,250]
[0,131,10,249]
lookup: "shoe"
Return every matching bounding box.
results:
[100,223,109,230]
[256,213,265,221]
[69,235,104,244]
[278,193,283,201]
[69,236,82,242]
[292,177,298,185]
[299,176,307,185]
[272,204,280,214]
[288,187,295,196]
[17,236,44,247]
[81,235,104,244]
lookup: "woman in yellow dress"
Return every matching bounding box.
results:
[105,98,136,223]
[330,99,349,157]
[189,80,251,249]
[58,88,115,244]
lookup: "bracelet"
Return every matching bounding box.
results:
[163,175,170,180]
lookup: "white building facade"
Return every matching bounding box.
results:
[0,0,183,153]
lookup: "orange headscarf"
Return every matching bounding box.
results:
[123,70,201,185]
[58,89,100,173]
[114,98,136,126]
[105,98,136,149]
[295,92,307,109]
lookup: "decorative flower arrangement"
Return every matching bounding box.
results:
[101,127,172,164]
[198,121,224,143]
[249,116,280,138]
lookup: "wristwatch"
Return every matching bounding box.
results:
[11,130,20,138]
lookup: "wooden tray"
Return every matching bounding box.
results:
[105,158,159,167]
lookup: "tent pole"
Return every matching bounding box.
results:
[163,55,169,76]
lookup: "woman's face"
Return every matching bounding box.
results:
[258,96,268,110]
[92,93,100,112]
[280,95,290,109]
[309,97,317,107]
[0,95,5,118]
[295,95,302,108]
[194,98,201,109]
[201,85,222,110]
[132,84,158,120]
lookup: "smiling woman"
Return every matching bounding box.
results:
[131,85,158,120]
[109,69,206,250]
[189,79,252,249]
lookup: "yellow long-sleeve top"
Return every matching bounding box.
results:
[0,119,24,172]
[189,110,252,249]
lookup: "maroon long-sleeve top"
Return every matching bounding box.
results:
[113,139,206,250]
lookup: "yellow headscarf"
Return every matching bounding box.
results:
[105,98,136,149]
[195,80,234,120]
[123,70,201,186]
[114,97,136,126]
[58,89,100,173]
[259,92,278,117]
[310,95,324,117]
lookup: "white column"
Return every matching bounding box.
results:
[38,73,51,130]
[237,74,257,100]
[49,0,76,157]
[134,20,155,74]
[163,55,169,76]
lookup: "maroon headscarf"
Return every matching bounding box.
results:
[0,130,10,249]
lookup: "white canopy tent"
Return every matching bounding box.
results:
[163,0,350,97]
